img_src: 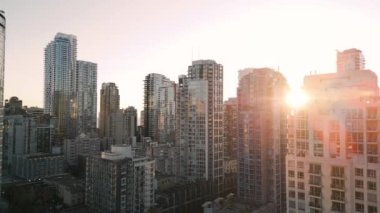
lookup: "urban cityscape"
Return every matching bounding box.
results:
[2,1,380,213]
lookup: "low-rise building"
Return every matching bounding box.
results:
[12,153,64,180]
[44,174,85,207]
[63,133,101,166]
[85,145,155,213]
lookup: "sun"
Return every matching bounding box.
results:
[286,88,309,108]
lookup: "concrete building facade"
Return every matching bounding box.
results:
[76,60,97,134]
[237,68,288,212]
[99,82,120,138]
[176,60,224,190]
[44,33,78,139]
[286,49,380,213]
[85,145,155,213]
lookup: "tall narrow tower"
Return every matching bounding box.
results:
[337,48,365,73]
[0,10,6,192]
[77,60,97,134]
[178,60,224,190]
[99,83,120,138]
[237,68,288,212]
[44,33,78,139]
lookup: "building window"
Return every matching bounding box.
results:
[288,170,295,178]
[289,200,296,208]
[355,180,364,188]
[355,203,365,212]
[310,186,322,197]
[368,156,378,163]
[289,190,296,198]
[368,181,377,190]
[309,164,322,174]
[331,190,345,201]
[296,191,305,200]
[368,169,376,178]
[355,191,364,200]
[298,202,305,210]
[313,144,324,157]
[309,175,321,185]
[368,206,378,213]
[331,166,344,178]
[355,168,364,176]
[297,172,304,179]
[309,197,322,208]
[297,182,304,190]
[297,161,304,169]
[368,193,377,203]
[331,179,344,189]
[331,201,345,212]
[289,180,295,188]
[367,144,378,154]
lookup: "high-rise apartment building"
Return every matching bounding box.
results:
[44,33,78,139]
[99,82,120,137]
[77,60,97,134]
[224,98,237,159]
[337,48,365,73]
[144,73,176,143]
[85,145,155,213]
[177,60,224,190]
[286,49,380,213]
[237,68,288,212]
[0,11,6,188]
[124,106,137,145]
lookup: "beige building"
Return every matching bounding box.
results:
[286,49,380,213]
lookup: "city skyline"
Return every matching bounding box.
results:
[3,0,380,112]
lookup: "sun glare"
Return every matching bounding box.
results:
[286,88,309,108]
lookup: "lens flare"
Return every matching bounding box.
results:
[286,89,309,108]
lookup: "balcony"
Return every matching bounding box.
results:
[331,183,344,190]
[309,202,322,209]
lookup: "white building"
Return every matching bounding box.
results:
[76,60,97,134]
[286,49,380,213]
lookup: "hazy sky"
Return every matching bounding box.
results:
[2,0,380,112]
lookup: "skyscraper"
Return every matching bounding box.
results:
[77,60,97,134]
[99,82,120,138]
[0,11,6,191]
[224,98,237,160]
[177,60,224,190]
[124,106,137,145]
[237,68,288,212]
[286,49,380,212]
[44,33,78,139]
[337,48,365,73]
[143,73,176,143]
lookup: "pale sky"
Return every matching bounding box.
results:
[2,0,380,113]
